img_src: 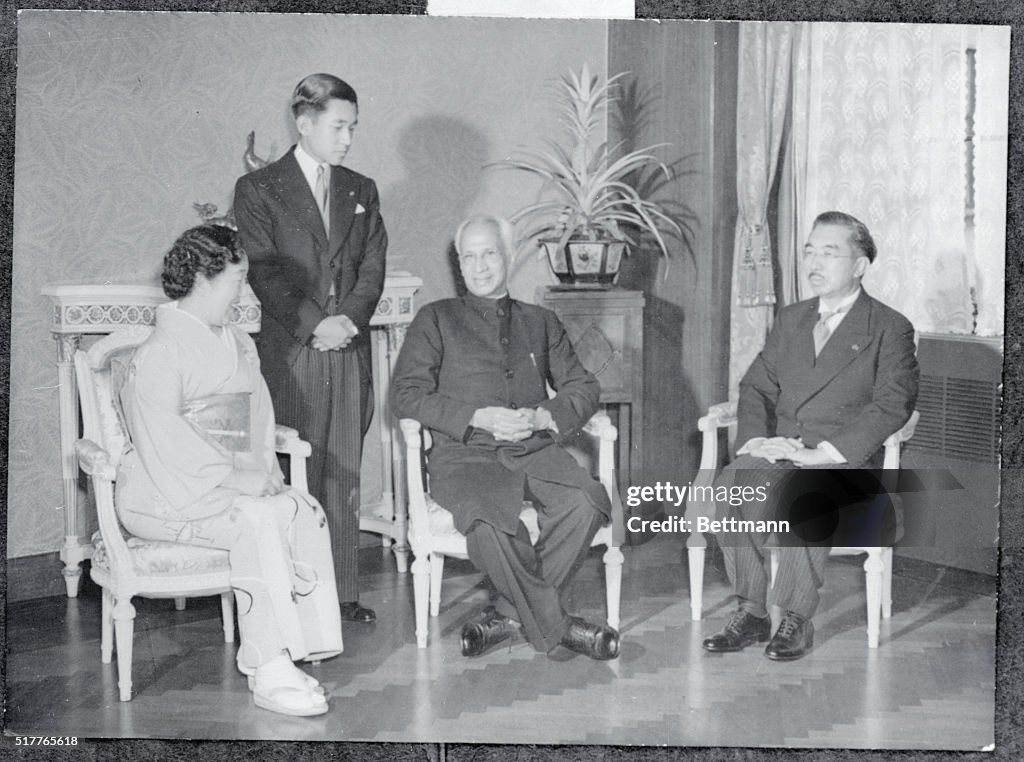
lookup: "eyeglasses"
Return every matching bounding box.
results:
[802,249,861,262]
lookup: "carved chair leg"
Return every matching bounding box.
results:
[602,545,624,631]
[113,597,137,701]
[220,592,235,644]
[100,588,113,663]
[429,553,445,618]
[393,545,410,575]
[881,547,894,619]
[412,554,430,648]
[864,550,884,649]
[686,533,707,621]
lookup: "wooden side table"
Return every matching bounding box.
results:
[536,287,645,484]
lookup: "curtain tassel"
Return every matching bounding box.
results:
[755,242,776,306]
[738,237,757,307]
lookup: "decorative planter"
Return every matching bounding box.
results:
[540,239,627,286]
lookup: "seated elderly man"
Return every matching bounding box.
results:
[703,210,918,661]
[391,214,619,660]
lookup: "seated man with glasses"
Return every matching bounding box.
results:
[391,215,619,661]
[702,210,918,661]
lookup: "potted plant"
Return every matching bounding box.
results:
[488,63,682,286]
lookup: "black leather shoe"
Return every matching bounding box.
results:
[340,601,376,623]
[461,607,521,657]
[702,609,771,653]
[559,616,620,660]
[765,611,814,661]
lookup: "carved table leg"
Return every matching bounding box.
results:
[387,324,409,573]
[55,333,87,598]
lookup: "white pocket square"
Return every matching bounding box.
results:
[355,203,366,214]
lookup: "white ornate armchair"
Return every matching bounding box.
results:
[400,413,625,649]
[684,401,919,648]
[74,326,314,701]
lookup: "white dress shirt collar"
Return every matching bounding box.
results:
[294,142,327,195]
[818,287,861,318]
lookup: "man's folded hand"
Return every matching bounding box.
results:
[312,314,359,351]
[747,436,803,463]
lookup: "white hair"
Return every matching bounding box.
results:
[454,215,516,259]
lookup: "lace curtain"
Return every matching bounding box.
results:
[797,23,977,334]
[729,22,1008,396]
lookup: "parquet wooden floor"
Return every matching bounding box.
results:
[4,536,995,749]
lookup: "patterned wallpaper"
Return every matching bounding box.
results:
[10,11,606,558]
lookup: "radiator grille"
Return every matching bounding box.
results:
[907,373,1000,463]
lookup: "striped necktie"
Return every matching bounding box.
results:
[314,164,330,236]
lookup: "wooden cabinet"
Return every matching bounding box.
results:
[537,287,645,483]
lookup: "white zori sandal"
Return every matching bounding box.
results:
[238,655,326,696]
[249,654,328,717]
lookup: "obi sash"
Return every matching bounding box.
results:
[181,392,251,453]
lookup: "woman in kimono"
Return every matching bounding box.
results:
[116,224,343,717]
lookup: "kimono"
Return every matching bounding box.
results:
[116,302,343,669]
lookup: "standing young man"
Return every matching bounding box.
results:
[234,73,387,623]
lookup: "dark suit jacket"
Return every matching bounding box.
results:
[736,289,919,468]
[233,147,387,387]
[391,294,610,534]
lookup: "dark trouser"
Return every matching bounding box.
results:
[272,343,372,603]
[464,475,604,652]
[715,455,832,620]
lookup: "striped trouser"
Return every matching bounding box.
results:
[714,455,832,619]
[271,342,372,603]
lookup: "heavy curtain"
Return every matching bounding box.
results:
[727,22,798,398]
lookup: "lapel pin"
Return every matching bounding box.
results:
[851,343,860,352]
[348,190,355,196]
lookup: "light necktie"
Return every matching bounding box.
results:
[315,164,337,301]
[813,308,844,357]
[314,164,330,237]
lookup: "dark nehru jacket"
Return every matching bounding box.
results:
[392,293,611,535]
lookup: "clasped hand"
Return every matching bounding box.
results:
[312,315,359,352]
[470,406,551,442]
[747,437,834,466]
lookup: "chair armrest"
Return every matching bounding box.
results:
[884,411,919,447]
[275,425,311,492]
[399,419,434,540]
[75,438,134,569]
[582,411,617,442]
[698,401,738,433]
[697,401,737,472]
[400,418,432,451]
[882,410,919,469]
[275,425,312,458]
[580,412,622,545]
[687,401,738,530]
[400,418,422,448]
[75,439,116,481]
